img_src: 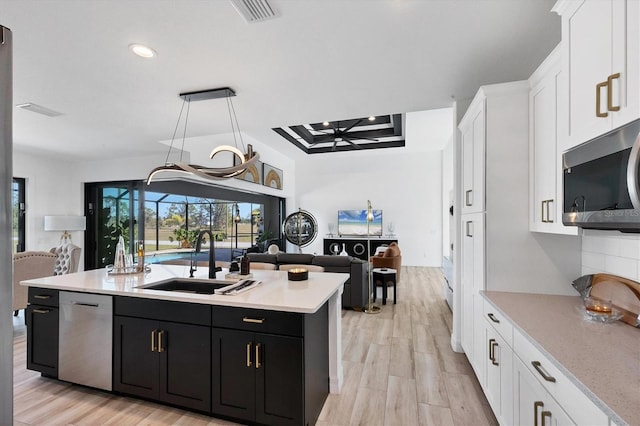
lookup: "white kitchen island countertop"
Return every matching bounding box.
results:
[483,291,640,426]
[21,264,347,314]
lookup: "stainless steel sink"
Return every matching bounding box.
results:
[137,279,231,295]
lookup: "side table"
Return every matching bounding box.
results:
[371,267,397,305]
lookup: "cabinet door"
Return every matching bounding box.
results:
[461,102,485,214]
[460,213,485,365]
[514,357,575,426]
[159,322,211,412]
[26,305,59,377]
[113,316,159,400]
[212,328,256,422]
[485,325,513,426]
[255,333,304,426]
[564,0,614,145]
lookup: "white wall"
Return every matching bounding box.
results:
[442,137,454,257]
[294,150,443,266]
[581,230,640,281]
[13,149,81,251]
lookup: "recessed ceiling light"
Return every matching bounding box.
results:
[16,102,63,117]
[129,43,156,58]
[368,116,376,121]
[323,121,330,126]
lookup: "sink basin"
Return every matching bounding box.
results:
[137,279,231,295]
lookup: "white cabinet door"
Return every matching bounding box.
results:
[460,213,485,364]
[485,323,513,426]
[514,356,576,426]
[460,102,485,215]
[560,0,639,148]
[529,49,578,235]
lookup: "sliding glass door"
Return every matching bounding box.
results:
[12,178,25,253]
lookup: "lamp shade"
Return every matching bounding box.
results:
[44,215,86,232]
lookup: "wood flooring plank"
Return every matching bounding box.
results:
[418,402,455,426]
[359,344,391,391]
[414,351,449,407]
[388,337,414,379]
[348,387,386,426]
[384,376,419,426]
[443,372,497,426]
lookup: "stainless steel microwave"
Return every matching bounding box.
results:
[563,119,640,231]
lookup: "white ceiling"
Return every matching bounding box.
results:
[2,0,560,161]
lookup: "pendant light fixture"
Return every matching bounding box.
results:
[146,87,260,184]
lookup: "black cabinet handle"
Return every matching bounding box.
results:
[487,313,500,323]
[532,361,556,382]
[534,401,544,426]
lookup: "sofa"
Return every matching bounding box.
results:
[247,252,368,310]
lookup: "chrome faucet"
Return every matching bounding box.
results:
[190,230,222,279]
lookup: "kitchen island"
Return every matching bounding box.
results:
[21,264,347,426]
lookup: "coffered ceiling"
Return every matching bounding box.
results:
[1,0,560,161]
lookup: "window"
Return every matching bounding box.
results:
[12,178,25,253]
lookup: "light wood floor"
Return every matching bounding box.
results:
[11,266,496,426]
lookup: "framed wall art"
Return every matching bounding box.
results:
[262,163,283,190]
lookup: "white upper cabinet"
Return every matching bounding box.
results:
[529,45,578,235]
[555,0,639,148]
[460,100,486,215]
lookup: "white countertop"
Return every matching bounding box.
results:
[482,291,640,426]
[21,264,347,314]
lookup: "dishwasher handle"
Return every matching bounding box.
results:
[71,302,100,307]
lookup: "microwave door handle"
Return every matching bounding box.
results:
[626,132,640,209]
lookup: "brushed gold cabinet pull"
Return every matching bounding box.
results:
[541,410,551,426]
[541,200,547,223]
[158,330,165,353]
[34,294,51,299]
[255,343,261,369]
[491,341,499,366]
[242,317,265,324]
[32,308,50,314]
[487,313,500,323]
[151,330,157,352]
[488,338,495,361]
[246,342,252,367]
[465,189,473,206]
[534,401,544,426]
[532,361,556,382]
[607,72,621,112]
[596,81,609,117]
[546,199,554,223]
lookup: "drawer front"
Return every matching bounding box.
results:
[212,305,303,337]
[114,296,211,326]
[483,298,513,347]
[28,287,59,307]
[513,329,608,426]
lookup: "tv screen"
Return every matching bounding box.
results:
[338,209,383,236]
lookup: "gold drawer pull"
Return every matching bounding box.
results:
[151,330,157,352]
[33,308,50,314]
[532,361,556,382]
[607,72,621,112]
[158,330,165,353]
[541,410,551,426]
[491,341,499,366]
[242,317,265,324]
[596,80,609,117]
[255,343,261,369]
[33,295,51,300]
[246,342,252,367]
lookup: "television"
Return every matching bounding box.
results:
[337,209,383,236]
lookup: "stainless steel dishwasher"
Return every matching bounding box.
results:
[59,291,113,391]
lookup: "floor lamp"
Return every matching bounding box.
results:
[364,200,380,314]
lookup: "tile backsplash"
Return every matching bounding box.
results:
[582,230,640,281]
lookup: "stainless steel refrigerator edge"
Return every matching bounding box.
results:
[0,25,14,424]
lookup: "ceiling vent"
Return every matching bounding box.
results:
[15,102,63,117]
[229,0,278,23]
